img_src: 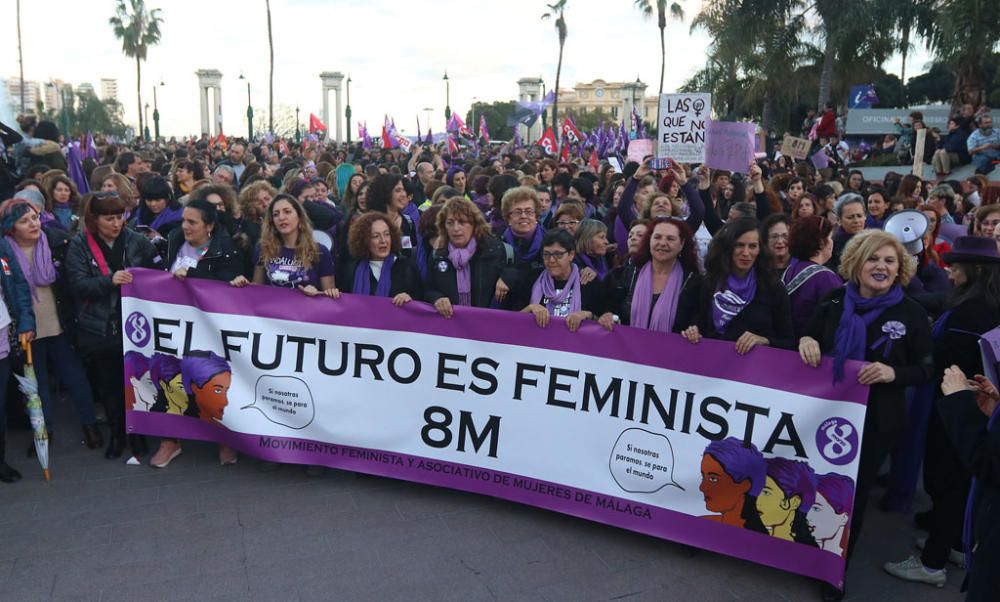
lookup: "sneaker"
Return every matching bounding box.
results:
[916,536,965,568]
[218,445,238,466]
[883,555,946,587]
[150,440,182,468]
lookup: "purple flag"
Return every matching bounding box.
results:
[416,115,422,141]
[512,128,522,151]
[84,132,98,161]
[424,127,433,146]
[67,143,90,194]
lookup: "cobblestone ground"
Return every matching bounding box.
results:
[0,417,965,602]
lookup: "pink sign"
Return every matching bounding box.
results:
[704,121,756,173]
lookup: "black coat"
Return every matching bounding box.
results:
[605,262,699,328]
[500,233,545,311]
[340,255,424,299]
[807,288,933,437]
[64,229,160,347]
[674,271,795,349]
[165,228,244,283]
[424,236,508,309]
[935,390,1000,600]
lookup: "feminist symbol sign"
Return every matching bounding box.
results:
[815,417,858,466]
[125,312,151,347]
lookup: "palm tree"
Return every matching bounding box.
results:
[633,0,685,98]
[922,0,999,108]
[541,0,568,136]
[109,0,162,141]
[266,0,275,135]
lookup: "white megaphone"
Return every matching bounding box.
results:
[883,209,929,255]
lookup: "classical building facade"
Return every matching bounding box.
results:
[551,79,658,122]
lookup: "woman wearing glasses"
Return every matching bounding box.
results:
[65,191,161,460]
[496,186,546,310]
[425,197,508,317]
[521,229,608,332]
[339,212,423,304]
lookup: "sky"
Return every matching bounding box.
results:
[5,0,929,139]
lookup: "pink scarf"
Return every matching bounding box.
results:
[448,238,477,306]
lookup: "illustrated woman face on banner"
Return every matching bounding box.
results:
[807,473,854,556]
[123,351,153,412]
[181,351,233,425]
[150,353,188,415]
[699,438,767,531]
[757,457,818,545]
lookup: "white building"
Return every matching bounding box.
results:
[3,77,41,114]
[100,78,118,102]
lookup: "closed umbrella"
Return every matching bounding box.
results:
[14,342,49,481]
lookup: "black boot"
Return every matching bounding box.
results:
[128,434,149,456]
[0,435,22,483]
[82,424,103,450]
[105,434,124,460]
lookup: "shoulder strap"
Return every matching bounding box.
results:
[784,263,831,295]
[502,242,514,266]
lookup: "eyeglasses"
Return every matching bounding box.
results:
[542,251,568,261]
[983,220,1000,227]
[768,233,789,241]
[556,220,580,227]
[508,208,536,217]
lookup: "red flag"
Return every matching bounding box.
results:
[560,143,569,163]
[309,113,327,134]
[217,132,228,151]
[537,127,557,155]
[560,116,583,144]
[588,149,599,171]
[447,135,459,156]
[381,124,392,149]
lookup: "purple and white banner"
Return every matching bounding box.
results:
[122,269,868,587]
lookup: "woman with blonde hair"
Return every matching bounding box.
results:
[100,173,138,216]
[798,229,932,599]
[237,180,278,226]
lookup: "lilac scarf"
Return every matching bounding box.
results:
[150,205,185,232]
[448,238,477,306]
[579,253,608,279]
[352,253,396,297]
[5,234,57,301]
[530,264,582,315]
[503,226,544,262]
[832,282,904,382]
[630,261,683,332]
[712,270,757,334]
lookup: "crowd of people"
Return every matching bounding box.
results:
[0,107,998,601]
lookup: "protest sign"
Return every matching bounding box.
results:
[704,121,756,173]
[657,93,711,163]
[781,135,811,161]
[627,139,653,165]
[811,149,830,170]
[123,269,869,589]
[912,128,927,176]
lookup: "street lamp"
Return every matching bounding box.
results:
[143,102,150,141]
[422,107,433,139]
[152,80,163,141]
[631,76,641,134]
[443,71,451,122]
[239,73,253,142]
[295,106,300,144]
[471,96,478,138]
[540,76,547,135]
[345,75,352,144]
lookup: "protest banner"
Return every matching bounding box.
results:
[627,139,653,165]
[657,93,711,163]
[703,121,756,173]
[122,269,868,588]
[781,134,811,161]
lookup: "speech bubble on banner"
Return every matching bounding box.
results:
[609,428,685,493]
[242,375,315,429]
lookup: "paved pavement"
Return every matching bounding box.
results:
[0,411,967,602]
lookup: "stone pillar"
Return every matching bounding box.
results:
[320,72,345,142]
[517,77,544,144]
[196,69,223,136]
[621,80,648,132]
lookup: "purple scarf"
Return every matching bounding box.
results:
[448,238,477,306]
[530,264,582,315]
[630,261,683,332]
[503,226,544,262]
[712,270,757,334]
[832,282,904,382]
[5,234,57,301]
[352,253,396,297]
[150,205,185,232]
[579,253,608,280]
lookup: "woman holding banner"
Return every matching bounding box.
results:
[599,217,698,333]
[495,186,545,311]
[521,229,607,332]
[798,229,932,600]
[425,197,507,317]
[676,218,794,352]
[339,212,423,304]
[65,191,161,460]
